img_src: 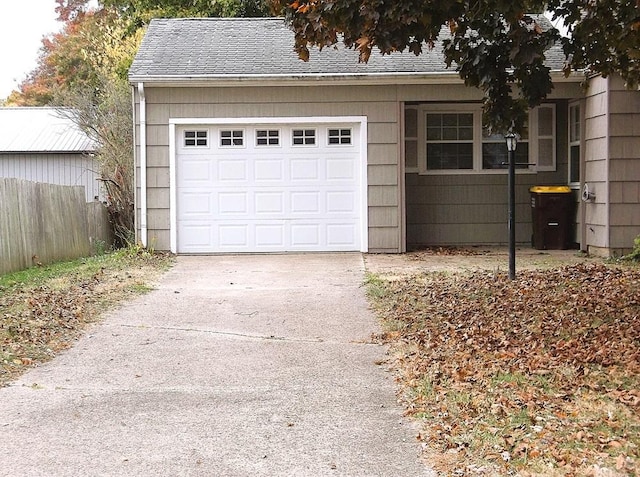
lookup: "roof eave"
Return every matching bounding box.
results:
[129,69,584,87]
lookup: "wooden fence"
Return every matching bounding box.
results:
[0,178,113,275]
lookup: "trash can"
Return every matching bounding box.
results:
[529,186,574,250]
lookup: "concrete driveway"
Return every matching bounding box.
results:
[0,254,434,476]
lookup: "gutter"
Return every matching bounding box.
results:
[138,82,148,248]
[128,70,585,87]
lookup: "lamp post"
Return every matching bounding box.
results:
[505,133,517,280]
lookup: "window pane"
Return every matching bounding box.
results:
[405,140,418,169]
[482,143,529,169]
[570,145,580,183]
[427,143,473,170]
[458,126,473,140]
[405,108,418,137]
[442,114,458,127]
[538,138,554,168]
[426,126,441,141]
[442,127,458,140]
[538,107,553,136]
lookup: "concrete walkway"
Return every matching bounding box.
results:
[0,254,433,476]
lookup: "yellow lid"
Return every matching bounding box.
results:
[529,186,572,193]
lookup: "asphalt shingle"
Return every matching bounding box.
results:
[129,17,567,80]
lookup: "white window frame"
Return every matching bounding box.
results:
[416,104,555,175]
[327,127,353,146]
[220,129,245,148]
[255,128,281,147]
[568,101,581,187]
[404,105,419,173]
[183,129,209,148]
[291,128,317,147]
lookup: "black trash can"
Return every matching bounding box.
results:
[529,186,574,250]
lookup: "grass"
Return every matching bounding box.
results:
[0,248,173,386]
[367,262,640,476]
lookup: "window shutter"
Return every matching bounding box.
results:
[534,105,556,171]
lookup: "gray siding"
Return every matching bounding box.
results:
[607,77,640,254]
[135,85,402,252]
[0,152,101,202]
[405,100,571,248]
[583,76,640,256]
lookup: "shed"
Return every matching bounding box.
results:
[0,107,100,202]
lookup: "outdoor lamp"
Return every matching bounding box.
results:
[505,132,517,280]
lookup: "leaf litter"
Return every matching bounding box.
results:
[0,251,173,387]
[368,262,639,476]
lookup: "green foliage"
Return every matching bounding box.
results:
[623,235,640,261]
[273,0,640,134]
[101,0,270,27]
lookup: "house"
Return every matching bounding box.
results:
[128,17,640,256]
[0,107,100,202]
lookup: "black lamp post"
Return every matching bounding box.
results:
[505,132,517,280]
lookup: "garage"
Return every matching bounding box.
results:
[171,118,368,253]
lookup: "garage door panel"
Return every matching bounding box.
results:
[255,224,286,247]
[326,157,356,180]
[255,159,285,181]
[176,122,364,253]
[326,191,356,213]
[290,191,321,214]
[180,225,213,249]
[180,192,213,216]
[218,159,247,181]
[327,223,357,245]
[218,192,248,215]
[254,192,285,214]
[291,224,321,246]
[218,225,249,247]
[290,158,320,181]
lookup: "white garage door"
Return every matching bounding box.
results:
[175,121,366,253]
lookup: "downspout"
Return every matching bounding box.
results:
[138,82,148,247]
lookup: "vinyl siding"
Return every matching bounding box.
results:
[0,152,101,202]
[135,84,402,252]
[405,101,571,248]
[607,77,640,253]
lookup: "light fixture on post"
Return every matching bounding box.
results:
[505,132,517,280]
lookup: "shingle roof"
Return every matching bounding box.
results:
[129,17,568,81]
[0,108,97,153]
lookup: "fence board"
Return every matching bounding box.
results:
[1,178,112,275]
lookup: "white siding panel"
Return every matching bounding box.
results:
[0,153,101,202]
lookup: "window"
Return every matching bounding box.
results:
[482,128,529,170]
[256,129,280,146]
[568,102,581,184]
[292,129,316,146]
[220,130,244,147]
[425,113,473,170]
[415,104,555,174]
[328,128,352,145]
[184,130,208,147]
[404,106,419,172]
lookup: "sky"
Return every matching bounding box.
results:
[0,0,62,99]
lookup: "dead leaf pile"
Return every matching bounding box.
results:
[370,263,639,476]
[0,252,172,386]
[409,246,490,258]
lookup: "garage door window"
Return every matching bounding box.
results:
[256,129,280,146]
[220,130,244,147]
[292,129,316,146]
[184,130,208,147]
[328,128,352,145]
